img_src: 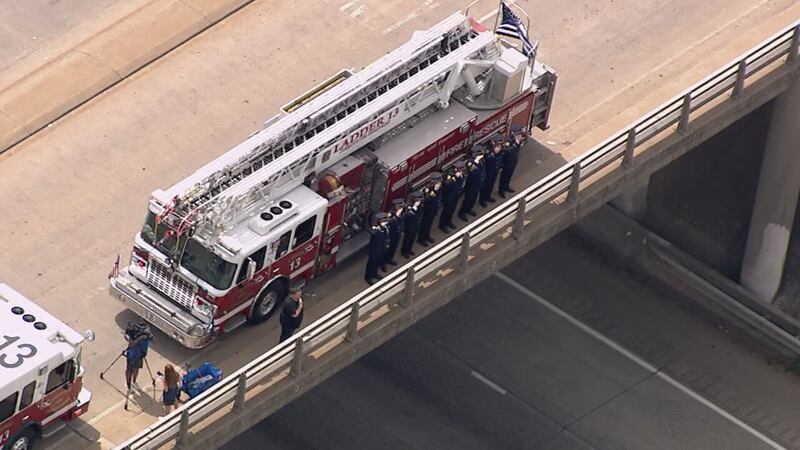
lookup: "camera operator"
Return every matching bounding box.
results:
[124,322,153,391]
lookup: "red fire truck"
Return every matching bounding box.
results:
[0,284,93,450]
[109,5,557,348]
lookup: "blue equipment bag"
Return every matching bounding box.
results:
[181,362,223,398]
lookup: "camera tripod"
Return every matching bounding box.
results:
[100,349,157,410]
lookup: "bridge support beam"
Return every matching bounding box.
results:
[740,77,800,303]
[611,175,650,221]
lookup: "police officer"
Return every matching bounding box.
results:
[498,124,526,198]
[401,191,424,258]
[438,162,465,233]
[479,134,505,207]
[382,198,405,271]
[459,145,485,221]
[418,172,443,247]
[365,212,390,285]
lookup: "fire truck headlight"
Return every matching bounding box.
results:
[192,300,216,320]
[188,323,208,337]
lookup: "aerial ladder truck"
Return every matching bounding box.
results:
[109,5,557,348]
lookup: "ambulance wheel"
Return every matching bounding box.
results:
[248,282,286,324]
[8,427,37,450]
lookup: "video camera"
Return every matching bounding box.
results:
[124,321,154,342]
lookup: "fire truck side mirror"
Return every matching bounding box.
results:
[66,360,78,385]
[246,259,257,280]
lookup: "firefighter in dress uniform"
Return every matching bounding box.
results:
[438,161,466,233]
[365,212,391,285]
[479,134,505,207]
[401,191,424,259]
[458,145,485,221]
[418,172,443,247]
[381,198,405,271]
[498,124,526,198]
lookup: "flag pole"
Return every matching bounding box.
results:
[494,2,502,34]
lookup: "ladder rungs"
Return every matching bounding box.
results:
[154,12,473,207]
[214,32,496,209]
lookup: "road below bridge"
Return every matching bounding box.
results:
[0,0,796,447]
[225,232,800,450]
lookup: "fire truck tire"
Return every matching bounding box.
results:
[7,427,37,450]
[248,281,287,324]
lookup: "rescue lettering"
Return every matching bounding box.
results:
[473,114,507,142]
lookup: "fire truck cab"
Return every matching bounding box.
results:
[0,284,92,450]
[110,5,557,349]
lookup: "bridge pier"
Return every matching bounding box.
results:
[740,76,800,303]
[611,176,650,221]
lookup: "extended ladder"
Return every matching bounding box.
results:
[152,12,503,243]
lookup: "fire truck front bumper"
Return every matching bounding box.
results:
[73,387,91,418]
[109,267,213,349]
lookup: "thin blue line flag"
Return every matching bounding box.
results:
[496,2,535,58]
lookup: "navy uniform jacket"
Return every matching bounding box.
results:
[422,187,442,216]
[387,213,402,249]
[388,214,402,240]
[502,141,521,173]
[484,152,500,181]
[368,226,389,259]
[404,205,422,235]
[464,162,485,198]
[442,175,463,207]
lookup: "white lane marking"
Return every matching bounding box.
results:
[547,0,772,138]
[382,0,440,36]
[350,4,366,17]
[496,272,787,450]
[340,0,358,12]
[477,0,516,24]
[87,399,126,425]
[470,370,507,395]
[99,437,118,448]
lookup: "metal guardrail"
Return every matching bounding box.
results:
[117,19,800,450]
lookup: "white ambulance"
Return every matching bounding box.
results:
[0,284,92,450]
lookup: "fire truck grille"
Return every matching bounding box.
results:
[146,259,197,310]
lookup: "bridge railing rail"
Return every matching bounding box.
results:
[118,19,800,450]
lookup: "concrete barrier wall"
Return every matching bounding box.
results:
[0,0,254,154]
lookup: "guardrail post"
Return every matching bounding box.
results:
[790,25,800,65]
[622,128,636,167]
[176,409,190,448]
[402,267,415,307]
[232,373,247,414]
[677,93,691,134]
[567,164,581,203]
[345,302,360,342]
[290,336,305,377]
[458,233,470,272]
[512,198,526,240]
[732,60,746,98]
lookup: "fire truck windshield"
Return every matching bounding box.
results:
[140,211,186,260]
[180,238,237,290]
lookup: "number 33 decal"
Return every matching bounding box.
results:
[0,335,38,369]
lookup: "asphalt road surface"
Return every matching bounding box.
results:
[224,233,799,450]
[0,0,796,446]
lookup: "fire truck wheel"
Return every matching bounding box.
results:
[8,427,37,450]
[248,282,286,324]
